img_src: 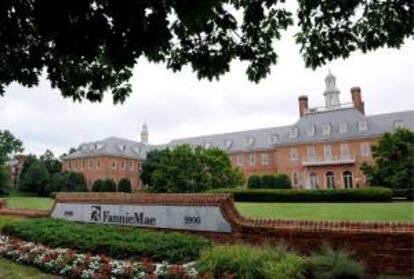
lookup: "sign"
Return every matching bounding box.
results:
[51,201,233,233]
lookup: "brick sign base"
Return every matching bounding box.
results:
[40,193,414,275]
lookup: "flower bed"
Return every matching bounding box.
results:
[0,235,198,279]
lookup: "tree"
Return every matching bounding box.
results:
[141,145,244,193]
[63,171,87,191]
[39,149,62,175]
[19,155,39,191]
[1,1,412,103]
[247,175,262,189]
[261,175,276,189]
[118,178,132,193]
[0,130,23,164]
[20,161,49,196]
[0,164,11,195]
[92,179,105,192]
[361,129,414,191]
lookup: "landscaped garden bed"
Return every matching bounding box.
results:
[2,218,210,263]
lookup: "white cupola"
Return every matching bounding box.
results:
[323,70,341,108]
[140,123,149,144]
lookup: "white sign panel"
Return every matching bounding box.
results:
[51,203,232,233]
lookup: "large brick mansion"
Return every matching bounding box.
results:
[62,72,414,190]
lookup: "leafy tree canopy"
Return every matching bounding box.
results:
[361,128,414,189]
[20,161,49,196]
[39,149,62,175]
[1,1,412,103]
[141,144,244,193]
[0,130,24,164]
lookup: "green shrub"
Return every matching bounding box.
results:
[261,175,276,189]
[274,173,292,189]
[197,244,306,279]
[208,187,392,202]
[101,179,116,192]
[248,175,262,189]
[118,178,132,193]
[307,246,365,279]
[92,179,104,192]
[2,218,210,263]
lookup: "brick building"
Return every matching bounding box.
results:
[62,72,414,190]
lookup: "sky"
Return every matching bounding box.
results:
[1,29,413,157]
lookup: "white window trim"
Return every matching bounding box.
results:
[290,148,299,161]
[248,154,256,166]
[261,153,269,165]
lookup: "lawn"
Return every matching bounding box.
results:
[4,197,54,211]
[0,258,57,279]
[236,202,414,222]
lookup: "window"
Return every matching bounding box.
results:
[290,148,299,161]
[121,161,126,170]
[248,154,256,166]
[129,161,134,171]
[393,120,404,130]
[261,153,269,165]
[96,160,100,169]
[340,143,350,158]
[112,161,116,169]
[360,142,371,157]
[224,139,233,149]
[326,171,335,189]
[322,124,331,135]
[339,122,348,134]
[292,172,299,187]
[289,127,298,139]
[88,160,92,169]
[343,171,353,189]
[307,125,315,137]
[245,137,255,148]
[324,145,332,159]
[270,133,280,143]
[307,146,316,161]
[82,160,85,169]
[309,173,318,189]
[237,154,244,166]
[358,120,368,132]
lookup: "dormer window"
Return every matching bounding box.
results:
[393,120,404,130]
[224,139,233,149]
[358,120,368,132]
[322,124,331,135]
[117,144,127,152]
[339,122,348,134]
[270,133,280,143]
[133,146,141,155]
[289,127,299,139]
[245,137,255,147]
[307,126,316,137]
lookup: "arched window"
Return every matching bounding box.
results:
[343,171,353,189]
[309,172,318,189]
[326,171,335,189]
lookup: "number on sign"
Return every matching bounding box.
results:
[184,216,201,225]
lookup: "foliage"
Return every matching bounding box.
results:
[39,149,62,175]
[196,244,306,279]
[0,130,23,164]
[100,179,117,192]
[92,179,105,192]
[43,171,87,196]
[247,175,262,189]
[208,187,392,202]
[307,246,365,279]
[19,161,49,196]
[1,1,412,102]
[273,173,292,189]
[18,155,38,188]
[141,145,244,193]
[361,129,414,194]
[0,164,11,195]
[2,218,211,263]
[118,178,132,193]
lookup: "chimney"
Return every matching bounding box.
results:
[298,95,309,117]
[351,87,365,115]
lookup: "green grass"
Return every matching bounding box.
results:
[0,258,57,279]
[0,216,24,229]
[236,202,414,222]
[4,197,54,211]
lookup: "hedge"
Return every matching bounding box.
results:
[208,187,392,202]
[2,218,210,263]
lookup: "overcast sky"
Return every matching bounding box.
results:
[1,30,413,157]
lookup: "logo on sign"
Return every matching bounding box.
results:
[90,206,101,222]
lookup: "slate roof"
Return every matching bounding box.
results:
[63,109,414,160]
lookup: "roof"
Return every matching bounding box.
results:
[62,109,414,160]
